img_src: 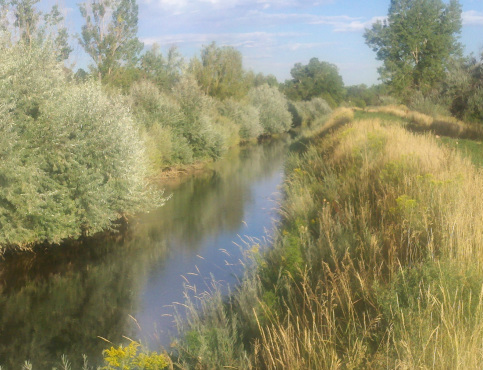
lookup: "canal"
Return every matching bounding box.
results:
[0,140,288,368]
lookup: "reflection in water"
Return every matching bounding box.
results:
[0,140,287,368]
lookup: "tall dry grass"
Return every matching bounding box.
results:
[366,105,483,140]
[173,110,483,369]
[253,116,483,368]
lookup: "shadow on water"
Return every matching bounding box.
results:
[0,139,288,368]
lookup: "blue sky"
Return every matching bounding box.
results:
[60,0,483,86]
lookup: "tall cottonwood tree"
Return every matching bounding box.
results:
[190,42,249,100]
[283,58,345,106]
[140,43,184,91]
[364,0,462,96]
[10,0,39,45]
[78,0,143,80]
[0,0,71,60]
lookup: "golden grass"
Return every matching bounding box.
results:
[253,117,483,368]
[366,105,483,140]
[173,110,483,369]
[316,107,354,135]
[366,104,409,118]
[328,118,483,268]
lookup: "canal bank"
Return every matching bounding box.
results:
[0,139,288,368]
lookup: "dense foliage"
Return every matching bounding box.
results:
[364,0,462,96]
[345,83,386,108]
[443,54,483,122]
[283,58,345,106]
[79,0,143,79]
[249,84,293,134]
[219,99,264,140]
[289,97,332,127]
[0,41,157,249]
[190,42,251,100]
[140,44,184,92]
[172,108,483,368]
[0,2,299,250]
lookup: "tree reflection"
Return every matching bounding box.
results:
[0,139,287,368]
[148,139,288,249]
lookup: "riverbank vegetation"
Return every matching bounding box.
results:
[170,107,483,368]
[0,142,289,369]
[2,0,483,367]
[0,40,161,250]
[0,0,299,251]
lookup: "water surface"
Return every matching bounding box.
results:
[0,140,287,368]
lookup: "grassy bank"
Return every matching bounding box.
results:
[356,106,483,167]
[439,137,483,168]
[169,108,483,368]
[363,105,483,140]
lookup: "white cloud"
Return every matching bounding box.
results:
[463,11,483,26]
[282,41,336,51]
[309,15,385,32]
[140,0,384,36]
[335,16,386,32]
[142,0,332,11]
[142,31,306,49]
[138,0,336,25]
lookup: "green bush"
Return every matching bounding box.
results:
[172,76,228,160]
[141,124,174,171]
[130,78,229,165]
[249,84,292,135]
[408,90,451,117]
[129,80,165,125]
[220,99,263,140]
[129,80,182,166]
[0,40,64,121]
[0,42,159,248]
[292,97,332,127]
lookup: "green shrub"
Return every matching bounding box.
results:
[129,80,165,125]
[220,99,263,140]
[130,77,229,165]
[0,41,160,248]
[129,80,187,166]
[172,76,227,160]
[292,97,332,127]
[1,81,157,248]
[379,95,400,106]
[249,84,292,135]
[288,101,303,127]
[142,124,174,171]
[211,110,240,148]
[408,90,451,117]
[0,40,64,122]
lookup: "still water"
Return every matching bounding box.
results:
[0,140,287,368]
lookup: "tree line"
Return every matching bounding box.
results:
[0,0,311,249]
[364,0,483,122]
[0,0,481,249]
